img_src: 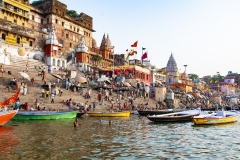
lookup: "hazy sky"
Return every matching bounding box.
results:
[31,0,240,77]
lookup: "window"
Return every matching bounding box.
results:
[77,28,79,32]
[70,43,72,48]
[55,19,58,24]
[84,22,86,26]
[74,27,75,31]
[17,38,20,44]
[66,33,69,38]
[62,22,64,26]
[22,23,24,26]
[2,34,6,40]
[32,15,34,20]
[62,32,64,37]
[70,25,72,29]
[32,25,34,29]
[47,18,49,23]
[29,41,33,47]
[14,19,17,23]
[56,9,58,14]
[41,19,43,24]
[4,17,7,20]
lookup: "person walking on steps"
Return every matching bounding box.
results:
[51,93,55,103]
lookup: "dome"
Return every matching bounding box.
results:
[166,54,178,72]
[92,38,97,48]
[18,47,26,56]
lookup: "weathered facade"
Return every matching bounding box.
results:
[30,0,94,55]
[0,0,35,48]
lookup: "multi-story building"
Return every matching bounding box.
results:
[0,0,35,55]
[29,0,114,70]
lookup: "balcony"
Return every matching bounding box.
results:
[3,4,29,19]
[4,0,30,11]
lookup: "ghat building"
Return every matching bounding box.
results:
[0,0,114,71]
[0,0,35,49]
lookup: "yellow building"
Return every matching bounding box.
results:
[0,0,30,27]
[0,0,34,48]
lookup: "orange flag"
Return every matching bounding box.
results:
[131,41,138,47]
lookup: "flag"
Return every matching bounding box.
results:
[131,41,138,47]
[126,49,128,52]
[141,52,148,60]
[142,47,146,50]
[128,50,137,56]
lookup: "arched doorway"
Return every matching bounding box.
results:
[53,59,56,66]
[62,60,65,68]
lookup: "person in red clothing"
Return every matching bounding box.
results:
[31,77,34,86]
[98,92,102,102]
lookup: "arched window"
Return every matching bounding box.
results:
[53,59,56,66]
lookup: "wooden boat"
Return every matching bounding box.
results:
[193,110,239,125]
[88,111,130,117]
[138,108,185,116]
[76,112,85,118]
[0,110,18,126]
[13,110,78,120]
[147,109,201,122]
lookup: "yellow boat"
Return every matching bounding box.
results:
[193,111,239,125]
[87,111,130,117]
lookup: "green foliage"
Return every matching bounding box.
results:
[67,10,79,18]
[210,73,223,84]
[32,0,43,4]
[189,74,199,80]
[93,55,102,62]
[203,77,211,84]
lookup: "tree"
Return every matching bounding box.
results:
[32,0,44,4]
[210,73,223,84]
[189,74,199,81]
[67,10,79,18]
[92,55,102,62]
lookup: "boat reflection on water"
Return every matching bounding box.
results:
[0,127,19,157]
[192,121,238,128]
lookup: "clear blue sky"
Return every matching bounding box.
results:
[31,0,240,78]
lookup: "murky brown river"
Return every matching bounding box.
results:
[0,114,239,160]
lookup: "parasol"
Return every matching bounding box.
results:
[75,75,87,83]
[123,82,131,87]
[51,74,63,80]
[18,72,31,81]
[17,47,26,56]
[97,77,109,82]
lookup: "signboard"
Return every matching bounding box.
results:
[22,43,30,48]
[105,65,134,70]
[5,36,16,45]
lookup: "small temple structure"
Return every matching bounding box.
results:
[165,53,192,92]
[45,27,66,70]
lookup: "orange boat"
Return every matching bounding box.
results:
[0,110,18,126]
[0,90,20,126]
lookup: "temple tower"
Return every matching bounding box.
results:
[165,53,179,87]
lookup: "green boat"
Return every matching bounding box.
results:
[13,110,78,120]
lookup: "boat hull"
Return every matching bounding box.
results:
[138,109,185,116]
[193,115,238,125]
[0,110,18,126]
[76,112,85,118]
[88,112,130,117]
[147,113,200,122]
[13,111,78,120]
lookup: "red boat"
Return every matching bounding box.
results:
[0,90,20,126]
[0,110,18,126]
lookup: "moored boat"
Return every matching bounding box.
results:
[138,108,185,116]
[76,112,85,118]
[193,110,239,125]
[0,110,18,126]
[147,109,201,122]
[88,111,130,117]
[13,110,78,120]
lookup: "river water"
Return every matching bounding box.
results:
[0,114,239,160]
